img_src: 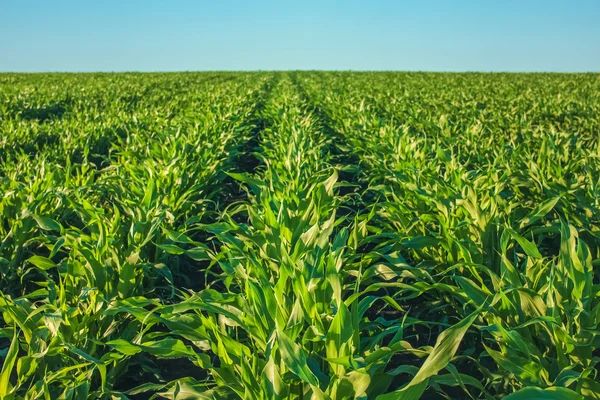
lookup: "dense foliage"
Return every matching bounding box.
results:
[1,72,599,399]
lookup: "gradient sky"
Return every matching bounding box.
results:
[1,0,599,72]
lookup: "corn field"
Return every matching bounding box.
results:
[1,71,599,399]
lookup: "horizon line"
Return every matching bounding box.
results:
[1,69,599,74]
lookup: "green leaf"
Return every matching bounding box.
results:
[141,338,198,359]
[185,246,211,261]
[0,328,18,397]
[142,178,156,210]
[484,346,546,385]
[43,311,64,336]
[106,339,142,356]
[323,169,338,195]
[63,343,105,365]
[276,328,319,386]
[28,255,56,270]
[506,228,543,259]
[156,378,232,399]
[519,196,561,228]
[326,301,353,375]
[378,308,480,399]
[49,237,66,259]
[401,236,440,249]
[344,370,371,398]
[33,215,61,231]
[156,243,185,255]
[262,356,286,399]
[226,172,263,195]
[410,309,480,385]
[503,386,584,400]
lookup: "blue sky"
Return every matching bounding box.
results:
[1,0,598,72]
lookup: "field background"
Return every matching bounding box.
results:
[1,72,600,399]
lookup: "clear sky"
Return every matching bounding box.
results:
[1,0,599,72]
